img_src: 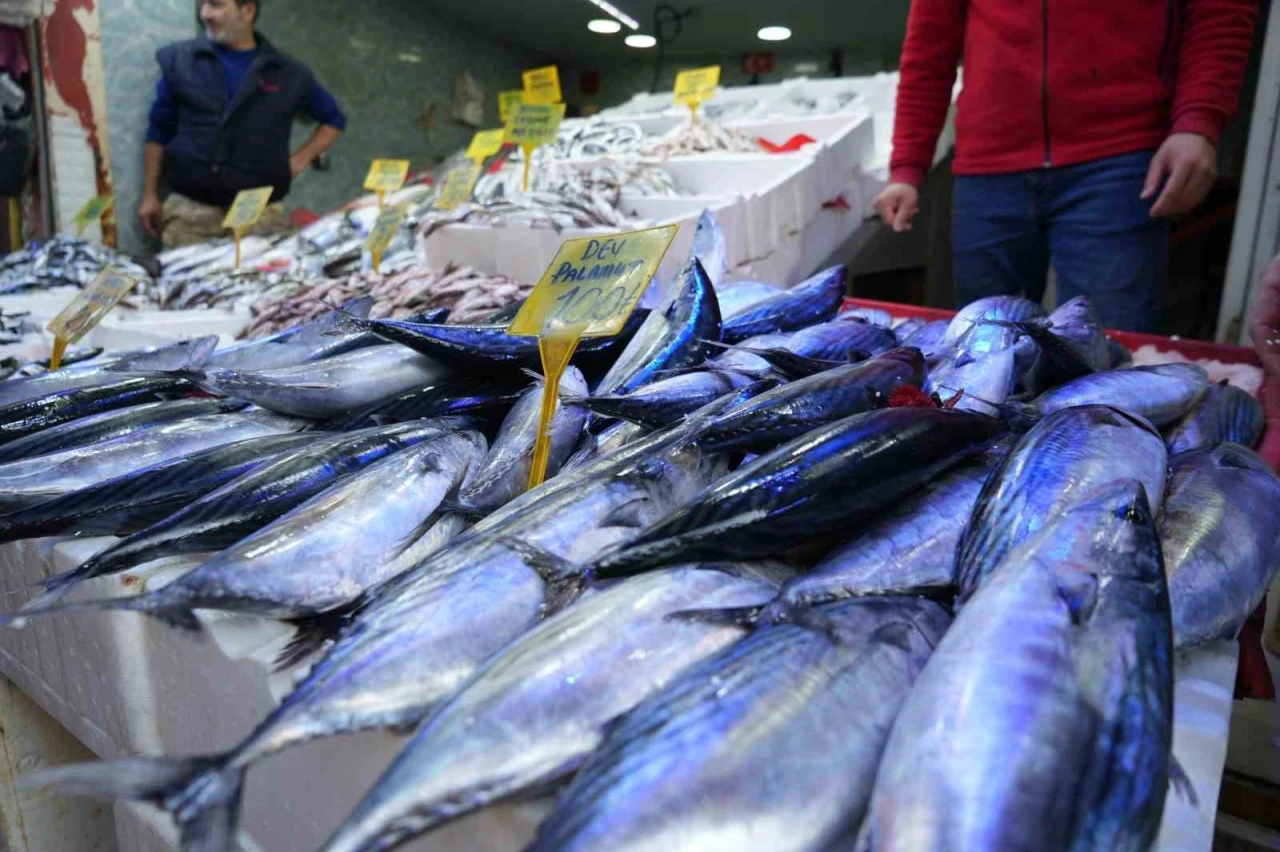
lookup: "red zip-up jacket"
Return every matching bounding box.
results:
[889,0,1257,187]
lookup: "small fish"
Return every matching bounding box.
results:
[940,294,1046,347]
[1162,442,1280,649]
[595,407,1003,574]
[567,370,750,428]
[695,348,925,453]
[1164,381,1264,455]
[1014,363,1209,428]
[721,266,847,343]
[458,368,588,513]
[530,596,950,852]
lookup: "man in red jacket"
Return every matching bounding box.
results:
[874,0,1256,332]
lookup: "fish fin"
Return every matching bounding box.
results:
[435,498,486,519]
[4,593,203,633]
[519,367,546,384]
[275,608,354,670]
[996,400,1040,432]
[416,453,443,475]
[495,536,580,580]
[287,382,338,391]
[339,295,375,319]
[600,499,649,529]
[666,604,765,629]
[700,339,734,350]
[320,304,373,337]
[1168,756,1199,807]
[542,574,591,618]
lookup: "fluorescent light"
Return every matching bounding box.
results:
[587,0,639,30]
[757,25,792,41]
[625,33,657,48]
[588,18,622,33]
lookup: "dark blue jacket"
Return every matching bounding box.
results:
[156,34,313,208]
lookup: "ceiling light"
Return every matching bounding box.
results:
[625,34,657,48]
[588,18,622,34]
[587,0,640,30]
[757,25,792,41]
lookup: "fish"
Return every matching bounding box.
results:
[940,294,1046,347]
[529,596,950,852]
[0,410,304,514]
[900,319,951,363]
[785,318,897,359]
[838,306,895,327]
[865,480,1174,852]
[955,404,1169,600]
[325,377,528,431]
[22,432,488,629]
[716,280,785,318]
[0,432,324,543]
[196,345,452,420]
[594,258,723,396]
[457,368,589,513]
[19,420,469,610]
[1012,364,1209,428]
[1161,442,1280,649]
[205,297,388,371]
[320,565,779,852]
[721,266,847,343]
[0,336,216,409]
[14,429,726,851]
[1163,382,1265,455]
[694,348,926,453]
[690,209,728,288]
[594,406,1004,575]
[0,376,198,445]
[0,397,249,464]
[892,316,927,343]
[566,370,750,428]
[1016,296,1109,393]
[925,320,1024,415]
[562,419,651,473]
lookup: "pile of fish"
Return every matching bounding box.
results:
[239,264,532,337]
[0,210,1276,852]
[546,119,648,160]
[0,235,152,295]
[640,117,762,158]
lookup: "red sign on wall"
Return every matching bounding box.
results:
[742,52,775,75]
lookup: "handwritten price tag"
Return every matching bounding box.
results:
[73,195,114,237]
[365,203,409,271]
[222,187,273,231]
[503,102,566,148]
[363,159,410,194]
[674,66,721,110]
[499,90,525,123]
[46,267,139,344]
[437,161,483,211]
[522,65,562,105]
[466,129,507,162]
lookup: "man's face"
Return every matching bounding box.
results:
[200,0,255,45]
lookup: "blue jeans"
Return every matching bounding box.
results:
[952,150,1169,333]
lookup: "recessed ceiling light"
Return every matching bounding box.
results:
[588,18,622,33]
[757,25,792,41]
[625,34,657,48]
[587,0,640,30]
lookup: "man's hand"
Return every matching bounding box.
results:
[873,183,920,233]
[138,193,163,238]
[1142,133,1217,218]
[1251,254,1280,376]
[290,152,311,179]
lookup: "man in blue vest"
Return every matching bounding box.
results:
[139,0,346,248]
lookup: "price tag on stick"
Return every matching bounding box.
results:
[499,90,525,123]
[222,186,273,270]
[46,266,140,370]
[508,224,678,489]
[466,128,507,162]
[365,203,408,272]
[503,102,566,192]
[522,65,562,105]
[674,65,721,117]
[437,161,483,212]
[73,195,114,237]
[363,159,410,207]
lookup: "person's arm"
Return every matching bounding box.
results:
[140,76,177,237]
[290,80,346,177]
[1250,255,1280,473]
[874,0,966,232]
[1143,0,1257,216]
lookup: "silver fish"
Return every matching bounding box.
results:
[955,404,1168,600]
[322,565,779,852]
[892,316,927,343]
[690,209,728,289]
[838,306,894,328]
[569,370,750,428]
[717,280,785,319]
[1021,364,1208,428]
[458,368,588,513]
[1163,382,1265,455]
[529,596,950,852]
[1162,442,1280,649]
[866,480,1173,852]
[562,420,650,473]
[925,321,1024,414]
[940,295,1046,347]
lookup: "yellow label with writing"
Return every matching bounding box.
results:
[466,129,507,162]
[508,224,679,339]
[522,65,562,105]
[365,203,408,258]
[499,89,525,123]
[437,161,483,211]
[504,102,566,148]
[363,159,410,193]
[674,66,721,108]
[222,187,274,230]
[73,195,114,236]
[46,267,140,344]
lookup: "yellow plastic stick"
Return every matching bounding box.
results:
[233,227,244,270]
[49,337,68,372]
[527,332,582,490]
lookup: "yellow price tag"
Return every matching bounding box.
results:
[510,225,678,490]
[365,203,408,272]
[437,161,483,211]
[466,129,507,163]
[504,102,567,192]
[674,65,721,111]
[363,159,410,194]
[222,187,273,231]
[46,266,140,368]
[73,195,114,237]
[522,65,562,105]
[499,90,525,123]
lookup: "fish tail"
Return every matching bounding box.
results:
[20,755,245,852]
[5,591,201,633]
[275,607,357,671]
[666,603,766,629]
[495,536,591,616]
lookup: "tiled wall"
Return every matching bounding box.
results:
[98,0,539,254]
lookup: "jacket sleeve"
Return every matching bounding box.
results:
[889,0,966,188]
[1171,0,1257,144]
